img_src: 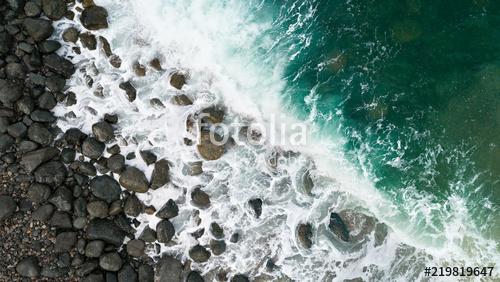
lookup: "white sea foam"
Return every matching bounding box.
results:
[53,0,499,281]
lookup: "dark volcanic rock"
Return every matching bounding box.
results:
[38,40,61,53]
[38,92,57,110]
[32,204,54,221]
[156,219,175,243]
[6,63,26,79]
[209,239,226,256]
[7,122,27,138]
[0,32,13,55]
[210,222,224,239]
[99,252,122,271]
[138,264,154,282]
[82,137,105,159]
[107,154,125,173]
[48,187,73,212]
[0,134,14,152]
[34,161,67,186]
[61,148,76,163]
[86,219,126,246]
[191,187,210,209]
[156,199,178,219]
[248,198,263,218]
[119,166,149,193]
[0,79,23,105]
[50,211,72,228]
[156,256,182,282]
[328,212,349,242]
[186,271,204,282]
[124,194,142,217]
[24,2,42,17]
[28,123,54,146]
[231,274,250,282]
[139,226,156,242]
[189,245,211,263]
[30,109,56,123]
[151,159,169,189]
[80,6,108,30]
[90,175,121,203]
[43,54,75,78]
[42,0,66,20]
[98,36,112,57]
[92,121,113,142]
[171,94,192,106]
[119,81,136,102]
[296,223,313,249]
[126,239,145,257]
[118,264,138,282]
[0,195,16,222]
[23,18,54,41]
[16,256,41,278]
[87,201,108,218]
[62,27,79,43]
[63,128,87,145]
[27,183,51,203]
[139,150,157,165]
[79,32,97,50]
[55,232,77,252]
[85,240,104,258]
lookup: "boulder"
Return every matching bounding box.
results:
[86,219,126,246]
[48,187,73,212]
[99,252,122,271]
[150,159,169,189]
[82,137,105,159]
[119,81,136,102]
[191,187,210,209]
[186,271,204,282]
[27,123,53,146]
[118,264,137,282]
[43,54,75,78]
[106,154,125,173]
[20,146,58,173]
[79,32,97,50]
[27,183,51,203]
[90,175,121,203]
[62,27,79,43]
[296,223,313,249]
[126,239,145,257]
[119,166,149,193]
[210,222,224,239]
[0,195,16,222]
[169,73,186,89]
[34,161,67,186]
[16,257,41,278]
[171,94,192,106]
[209,239,226,256]
[85,240,104,258]
[23,18,53,41]
[80,6,108,30]
[92,121,114,142]
[54,232,77,252]
[156,256,182,282]
[328,212,349,242]
[156,219,175,243]
[139,150,157,165]
[87,201,108,218]
[123,194,142,217]
[156,199,178,219]
[42,0,66,20]
[188,245,210,263]
[0,79,23,105]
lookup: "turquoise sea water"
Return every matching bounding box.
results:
[249,0,499,249]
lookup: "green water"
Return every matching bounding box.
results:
[256,0,500,246]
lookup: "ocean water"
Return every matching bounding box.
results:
[53,0,499,281]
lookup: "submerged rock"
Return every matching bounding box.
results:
[296,223,313,249]
[80,6,108,30]
[119,81,136,102]
[328,212,349,242]
[119,166,149,193]
[248,198,263,218]
[150,58,162,71]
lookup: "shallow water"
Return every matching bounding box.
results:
[54,0,499,280]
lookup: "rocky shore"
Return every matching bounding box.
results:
[0,0,389,281]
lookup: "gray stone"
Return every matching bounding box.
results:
[126,239,145,257]
[117,263,137,282]
[27,183,51,203]
[118,81,136,102]
[79,32,97,50]
[50,211,72,229]
[55,232,77,252]
[38,92,56,110]
[0,195,16,221]
[87,201,108,218]
[0,79,23,105]
[6,63,25,79]
[27,123,54,146]
[48,187,73,212]
[84,240,104,258]
[34,161,67,186]
[139,150,156,166]
[42,0,66,20]
[169,73,186,90]
[99,252,122,272]
[43,54,75,78]
[107,154,125,173]
[191,187,210,209]
[138,264,154,282]
[7,122,27,138]
[23,18,53,41]
[188,245,210,263]
[21,147,58,173]
[16,256,41,278]
[24,1,41,17]
[92,121,113,142]
[62,27,79,43]
[82,137,105,159]
[156,219,175,243]
[210,222,224,239]
[86,219,126,246]
[90,175,121,203]
[209,239,226,256]
[30,109,56,123]
[156,256,182,282]
[80,6,108,30]
[38,40,61,53]
[0,134,14,152]
[151,159,169,189]
[32,204,54,221]
[186,271,204,282]
[138,225,156,242]
[124,194,142,217]
[296,223,313,249]
[156,199,178,219]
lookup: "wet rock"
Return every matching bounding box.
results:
[0,32,13,55]
[86,218,126,246]
[209,239,226,256]
[171,94,192,106]
[108,200,122,216]
[126,239,145,257]
[62,27,79,43]
[79,32,97,50]
[6,63,26,79]
[296,223,313,249]
[139,226,156,242]
[38,92,57,110]
[230,233,239,243]
[138,264,154,282]
[200,106,225,124]
[182,161,203,176]
[64,128,87,145]
[55,232,77,252]
[43,54,75,78]
[38,40,61,53]
[83,272,104,282]
[21,146,57,172]
[328,212,350,242]
[139,150,157,165]
[98,36,112,57]
[90,175,121,203]
[156,219,175,243]
[50,211,72,228]
[156,256,182,282]
[0,134,14,152]
[82,137,105,159]
[189,245,211,263]
[78,161,96,176]
[119,81,136,102]
[34,161,67,186]
[210,222,224,239]
[151,159,169,189]
[231,274,250,282]
[156,199,178,219]
[27,183,51,203]
[42,0,66,20]
[27,123,53,146]
[248,198,262,218]
[133,62,146,76]
[30,109,56,123]
[87,201,108,218]
[80,6,108,30]
[16,256,41,278]
[124,194,142,217]
[7,122,26,138]
[197,131,224,161]
[150,58,162,71]
[118,264,138,282]
[24,1,41,17]
[85,240,104,258]
[104,113,118,124]
[119,166,149,193]
[150,98,165,109]
[170,72,186,89]
[23,18,53,41]
[107,154,125,173]
[41,266,70,278]
[186,271,204,282]
[92,121,114,142]
[191,187,210,209]
[48,186,73,212]
[109,55,122,68]
[32,204,54,221]
[99,252,122,271]
[0,79,23,104]
[18,141,37,153]
[0,195,16,222]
